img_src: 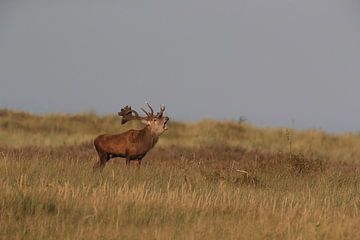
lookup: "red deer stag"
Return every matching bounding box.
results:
[93,103,169,169]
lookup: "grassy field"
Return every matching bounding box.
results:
[1,109,360,239]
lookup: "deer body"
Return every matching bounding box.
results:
[93,103,168,169]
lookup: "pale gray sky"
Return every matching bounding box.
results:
[1,0,359,132]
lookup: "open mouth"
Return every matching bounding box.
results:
[163,117,169,130]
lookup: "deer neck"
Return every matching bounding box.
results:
[142,125,160,145]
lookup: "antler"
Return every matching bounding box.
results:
[156,104,165,117]
[118,103,166,124]
[118,106,142,124]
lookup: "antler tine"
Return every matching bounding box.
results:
[157,104,166,117]
[141,108,150,117]
[118,105,130,116]
[131,109,139,117]
[118,105,143,124]
[145,101,154,116]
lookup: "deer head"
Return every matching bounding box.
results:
[118,102,169,135]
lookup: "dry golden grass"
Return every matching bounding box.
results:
[1,109,360,239]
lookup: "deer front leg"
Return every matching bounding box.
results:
[136,158,142,168]
[125,155,131,166]
[93,153,109,170]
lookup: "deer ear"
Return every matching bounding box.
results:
[141,119,150,125]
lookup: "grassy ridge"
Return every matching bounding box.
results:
[0,109,360,239]
[1,109,360,162]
